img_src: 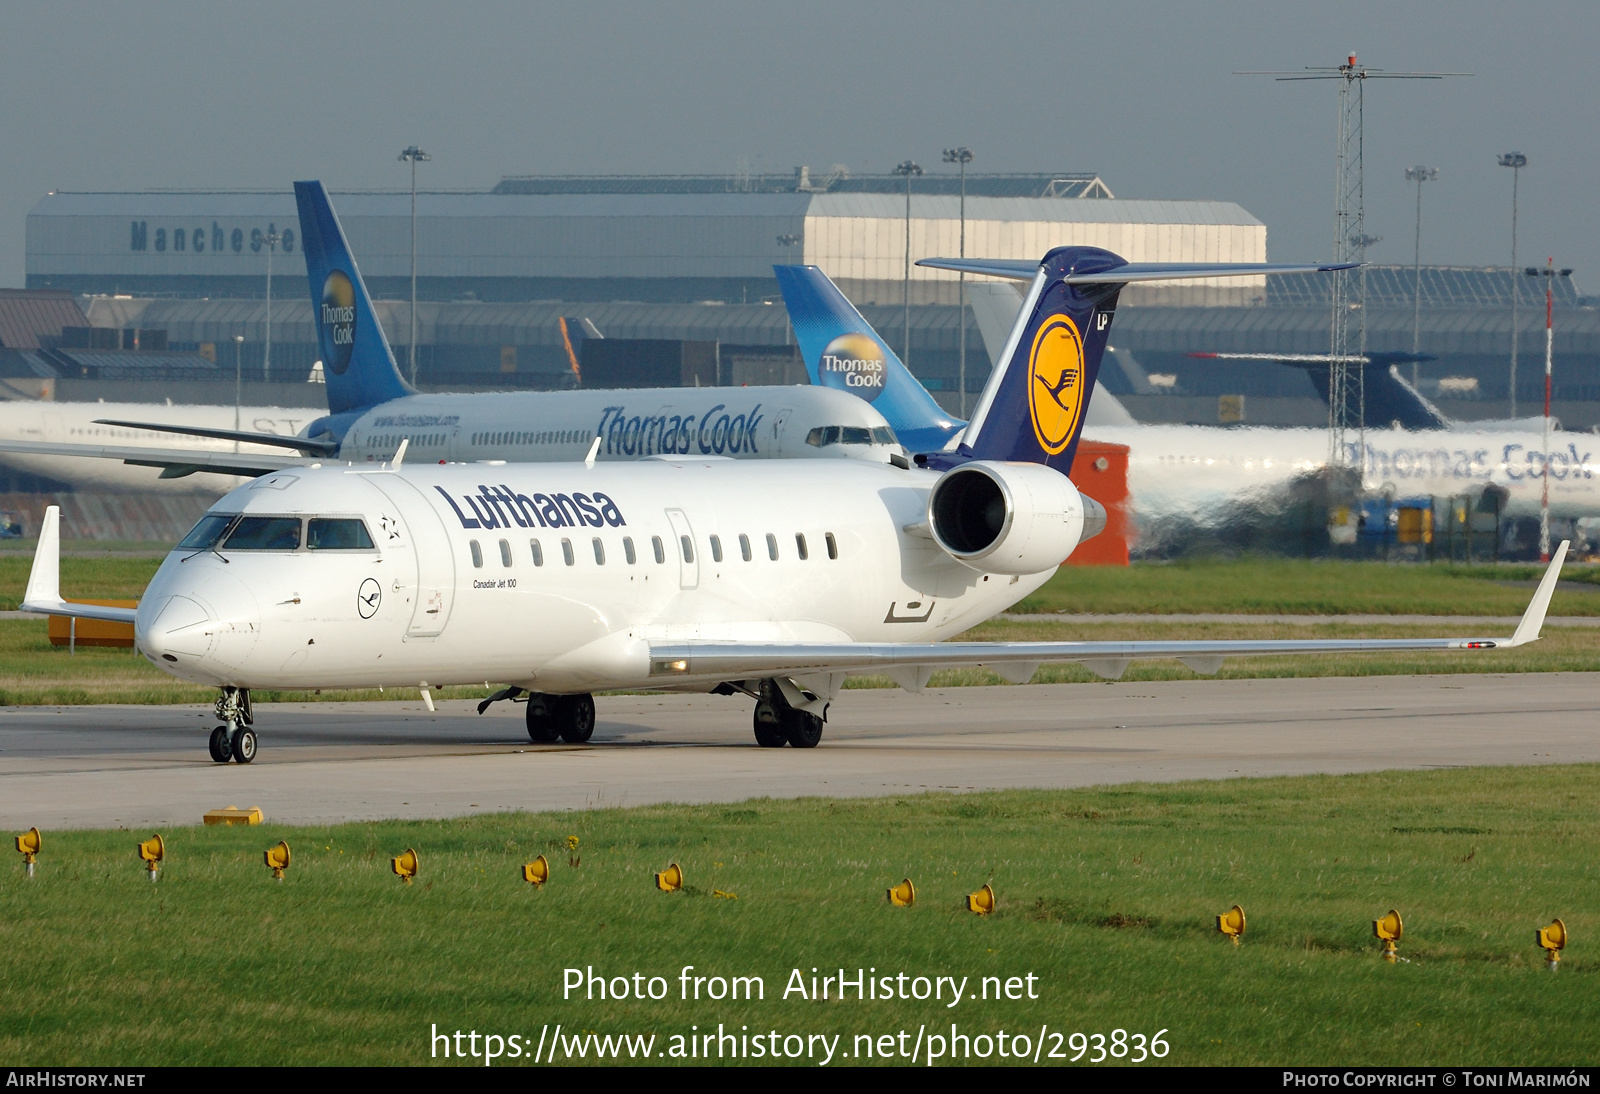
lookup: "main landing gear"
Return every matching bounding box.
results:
[476,687,597,744]
[208,687,256,764]
[752,678,824,749]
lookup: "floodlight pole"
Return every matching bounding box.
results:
[232,334,245,452]
[1499,152,1527,417]
[1531,258,1559,561]
[261,228,280,384]
[944,146,974,416]
[1405,166,1437,383]
[894,160,923,368]
[776,234,801,346]
[399,146,432,387]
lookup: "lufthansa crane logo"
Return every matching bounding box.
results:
[357,577,382,619]
[321,270,356,375]
[1027,314,1086,455]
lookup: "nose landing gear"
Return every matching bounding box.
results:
[209,687,255,764]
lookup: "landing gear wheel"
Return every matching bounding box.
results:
[783,709,824,749]
[525,695,560,743]
[208,726,232,763]
[555,694,596,744]
[752,701,787,748]
[231,727,257,764]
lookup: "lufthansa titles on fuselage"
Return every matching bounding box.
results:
[435,483,625,531]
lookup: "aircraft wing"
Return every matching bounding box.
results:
[649,543,1567,687]
[92,419,339,456]
[0,439,310,479]
[917,258,1358,283]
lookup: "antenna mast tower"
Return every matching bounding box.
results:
[1241,55,1467,467]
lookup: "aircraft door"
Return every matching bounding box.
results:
[769,409,793,456]
[368,476,457,636]
[664,508,698,590]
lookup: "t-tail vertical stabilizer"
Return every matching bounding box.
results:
[774,265,962,454]
[918,249,1357,472]
[294,181,414,417]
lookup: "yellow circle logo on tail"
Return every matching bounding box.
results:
[1028,314,1085,455]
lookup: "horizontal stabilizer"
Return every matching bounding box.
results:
[918,258,1358,283]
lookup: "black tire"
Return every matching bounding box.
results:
[752,701,787,747]
[783,709,824,749]
[525,695,560,743]
[555,694,596,744]
[232,727,257,764]
[208,726,232,763]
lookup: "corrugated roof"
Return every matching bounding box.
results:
[0,289,87,349]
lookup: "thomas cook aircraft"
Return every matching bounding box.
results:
[22,246,1568,763]
[778,265,1600,549]
[0,182,903,488]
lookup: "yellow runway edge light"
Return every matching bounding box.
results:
[204,806,263,826]
[264,841,291,881]
[392,848,419,883]
[967,883,996,915]
[1217,904,1246,944]
[1373,909,1403,962]
[137,834,165,881]
[887,878,916,907]
[1536,919,1567,970]
[16,827,40,878]
[655,862,683,892]
[523,855,550,886]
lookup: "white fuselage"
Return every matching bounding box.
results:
[338,386,900,466]
[0,402,316,493]
[1085,422,1600,530]
[135,459,1048,693]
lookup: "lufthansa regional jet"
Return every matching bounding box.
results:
[23,245,1568,764]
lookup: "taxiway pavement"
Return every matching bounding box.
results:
[1,672,1595,830]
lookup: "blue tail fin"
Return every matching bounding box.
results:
[293,181,413,415]
[937,246,1125,473]
[774,265,962,453]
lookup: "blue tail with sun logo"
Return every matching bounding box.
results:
[774,264,963,454]
[293,180,414,417]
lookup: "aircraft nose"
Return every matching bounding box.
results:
[137,595,214,664]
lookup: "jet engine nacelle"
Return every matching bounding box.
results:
[927,460,1105,575]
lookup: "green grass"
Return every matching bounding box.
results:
[1,767,1595,1066]
[1019,557,1600,616]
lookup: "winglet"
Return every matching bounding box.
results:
[21,506,61,610]
[585,435,601,468]
[1508,540,1569,647]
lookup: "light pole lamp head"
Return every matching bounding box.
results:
[942,147,973,166]
[776,234,801,248]
[1405,166,1438,183]
[232,335,244,344]
[398,145,432,164]
[1498,152,1527,169]
[893,160,923,177]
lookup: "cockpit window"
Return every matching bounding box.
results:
[807,424,890,448]
[307,518,375,550]
[222,516,301,551]
[177,514,236,550]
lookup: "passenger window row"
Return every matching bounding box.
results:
[470,429,587,447]
[466,530,841,569]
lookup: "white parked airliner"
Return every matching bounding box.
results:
[24,245,1567,763]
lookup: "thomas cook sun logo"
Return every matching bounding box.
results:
[1027,314,1086,455]
[320,270,356,375]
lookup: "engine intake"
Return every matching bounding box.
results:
[927,461,1104,574]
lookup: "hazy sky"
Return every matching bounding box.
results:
[2,2,1595,290]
